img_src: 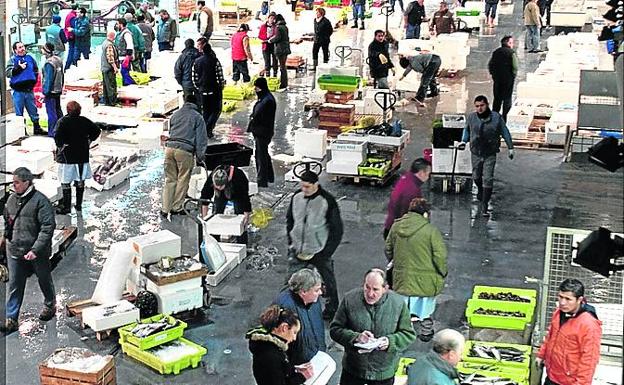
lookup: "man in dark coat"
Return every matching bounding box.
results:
[404,0,426,39]
[248,77,276,187]
[192,39,225,139]
[1,168,56,335]
[312,7,333,67]
[488,35,518,121]
[368,30,395,89]
[175,38,201,102]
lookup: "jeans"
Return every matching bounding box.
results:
[141,51,151,72]
[254,136,274,186]
[353,3,365,22]
[263,48,278,76]
[6,255,56,320]
[277,54,288,88]
[416,55,441,101]
[232,60,251,83]
[526,25,540,51]
[64,40,76,70]
[288,252,339,313]
[312,41,330,64]
[162,147,194,213]
[131,52,143,72]
[484,2,498,19]
[12,90,39,123]
[406,23,421,39]
[375,77,389,89]
[390,0,404,12]
[492,79,514,121]
[539,1,552,25]
[471,153,497,188]
[158,41,173,51]
[340,370,394,385]
[201,90,223,137]
[73,44,90,63]
[102,70,117,106]
[44,94,63,136]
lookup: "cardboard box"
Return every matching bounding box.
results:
[128,230,182,265]
[205,214,246,236]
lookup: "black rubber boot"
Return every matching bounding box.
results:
[475,178,483,201]
[33,121,45,136]
[74,185,85,212]
[482,187,493,217]
[56,188,72,215]
[351,20,358,28]
[359,20,365,30]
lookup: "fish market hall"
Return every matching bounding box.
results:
[1,0,623,385]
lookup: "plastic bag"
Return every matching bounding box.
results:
[200,233,226,272]
[91,242,134,304]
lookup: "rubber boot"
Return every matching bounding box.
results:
[74,185,85,212]
[56,188,72,215]
[481,187,492,217]
[475,178,483,201]
[33,120,45,136]
[312,59,318,71]
[351,20,358,28]
[359,20,365,30]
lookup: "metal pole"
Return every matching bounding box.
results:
[0,30,6,116]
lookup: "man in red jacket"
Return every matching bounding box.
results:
[536,279,602,385]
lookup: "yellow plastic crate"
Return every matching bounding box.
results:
[118,314,187,351]
[121,337,206,375]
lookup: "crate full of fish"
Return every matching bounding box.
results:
[472,285,537,311]
[462,341,532,371]
[358,158,392,178]
[121,337,206,375]
[118,314,187,351]
[457,362,529,385]
[465,299,533,331]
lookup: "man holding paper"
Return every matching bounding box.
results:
[330,269,416,385]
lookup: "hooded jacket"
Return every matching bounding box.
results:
[462,109,514,157]
[384,172,424,231]
[368,39,394,79]
[330,288,417,381]
[269,21,291,57]
[407,352,459,385]
[248,80,276,140]
[274,290,326,365]
[385,212,447,297]
[174,46,200,89]
[246,327,306,385]
[537,305,602,385]
[192,47,225,93]
[4,188,56,259]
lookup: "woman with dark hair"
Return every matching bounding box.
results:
[385,198,447,342]
[246,305,314,385]
[268,14,291,89]
[54,101,101,214]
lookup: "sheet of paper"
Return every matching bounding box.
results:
[304,351,336,385]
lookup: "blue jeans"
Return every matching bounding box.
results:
[64,40,76,70]
[526,25,540,51]
[484,2,498,19]
[390,0,404,12]
[73,45,90,63]
[12,90,39,123]
[353,3,365,21]
[406,23,421,39]
[6,255,56,321]
[44,95,63,136]
[141,51,152,72]
[158,41,173,51]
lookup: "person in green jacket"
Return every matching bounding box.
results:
[407,329,464,385]
[385,198,447,342]
[330,269,417,385]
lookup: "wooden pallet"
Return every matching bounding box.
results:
[512,132,563,150]
[329,164,400,186]
[65,292,136,320]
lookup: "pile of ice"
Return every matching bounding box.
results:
[151,341,201,363]
[46,348,110,373]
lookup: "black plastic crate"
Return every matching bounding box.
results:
[204,143,253,170]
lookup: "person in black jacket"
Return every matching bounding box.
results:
[248,77,276,187]
[368,30,395,89]
[246,305,313,385]
[488,35,518,121]
[54,101,101,214]
[200,165,252,243]
[404,0,426,39]
[312,7,333,68]
[174,38,200,102]
[192,38,225,139]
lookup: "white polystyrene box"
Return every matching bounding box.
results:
[3,114,26,144]
[36,178,62,202]
[326,160,360,175]
[432,147,472,174]
[20,136,56,152]
[368,131,410,147]
[294,129,328,159]
[330,140,367,163]
[205,214,246,236]
[128,230,182,265]
[347,100,365,115]
[218,243,247,264]
[6,146,55,174]
[156,286,203,314]
[146,276,203,296]
[81,300,140,332]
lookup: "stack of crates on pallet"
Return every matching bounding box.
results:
[319,103,355,137]
[118,314,207,375]
[39,348,116,385]
[465,285,537,331]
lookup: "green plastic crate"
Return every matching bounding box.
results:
[457,362,529,385]
[121,337,206,375]
[118,314,187,351]
[222,100,238,112]
[395,357,416,377]
[465,299,533,331]
[468,298,536,317]
[462,340,532,371]
[456,10,480,16]
[472,285,537,310]
[317,74,361,92]
[358,159,391,178]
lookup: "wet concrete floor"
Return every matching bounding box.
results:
[3,3,623,385]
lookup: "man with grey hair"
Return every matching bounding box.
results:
[1,168,56,335]
[274,268,326,365]
[407,329,464,384]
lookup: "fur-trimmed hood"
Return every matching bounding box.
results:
[246,327,289,352]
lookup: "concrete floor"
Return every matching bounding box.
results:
[3,3,623,385]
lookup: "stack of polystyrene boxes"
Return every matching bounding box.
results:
[294,128,328,159]
[506,100,536,136]
[326,139,368,175]
[434,33,471,71]
[5,137,55,175]
[202,215,248,286]
[545,103,578,145]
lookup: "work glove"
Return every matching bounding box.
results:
[508,149,515,160]
[378,54,388,64]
